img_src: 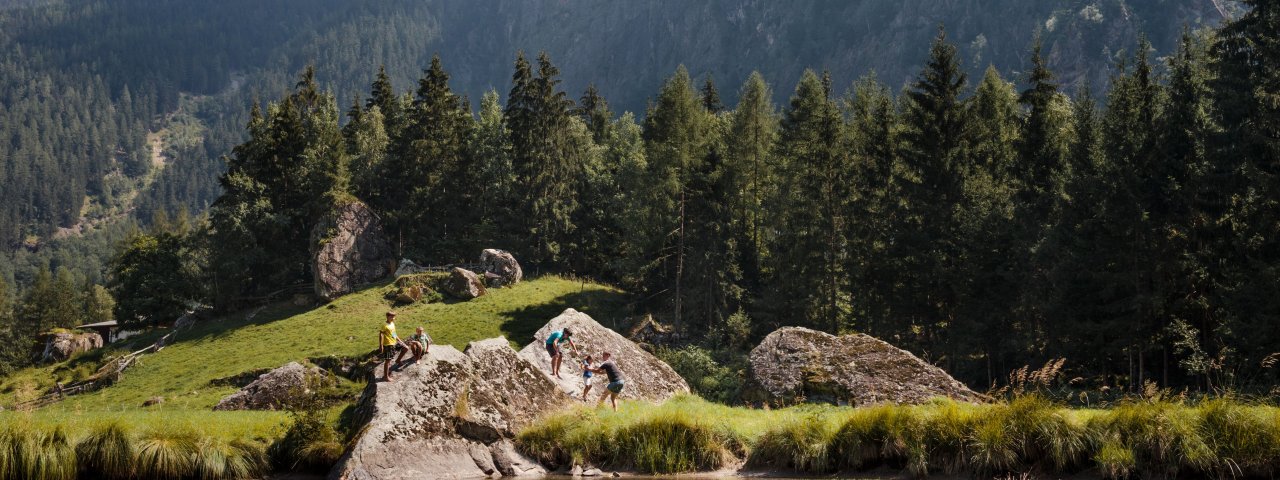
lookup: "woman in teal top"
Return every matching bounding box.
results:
[544,328,579,378]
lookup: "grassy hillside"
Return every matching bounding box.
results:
[2,274,630,413]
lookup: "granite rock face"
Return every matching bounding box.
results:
[329,339,568,480]
[312,201,395,301]
[748,327,985,406]
[518,308,689,402]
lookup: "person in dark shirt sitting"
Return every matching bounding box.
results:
[591,351,625,411]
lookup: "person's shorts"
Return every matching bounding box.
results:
[381,345,403,361]
[545,342,558,358]
[607,380,625,394]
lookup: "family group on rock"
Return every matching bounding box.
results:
[377,310,628,411]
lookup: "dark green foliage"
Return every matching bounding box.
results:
[108,228,202,326]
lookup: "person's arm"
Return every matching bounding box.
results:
[568,338,580,355]
[377,332,383,353]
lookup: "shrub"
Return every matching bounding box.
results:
[270,407,344,473]
[656,346,745,404]
[1088,400,1215,478]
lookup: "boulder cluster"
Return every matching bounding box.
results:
[331,309,688,479]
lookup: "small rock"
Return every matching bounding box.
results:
[143,396,164,407]
[582,467,603,477]
[611,472,621,478]
[570,465,584,476]
[443,267,486,300]
[213,362,328,411]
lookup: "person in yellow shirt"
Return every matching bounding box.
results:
[378,311,407,382]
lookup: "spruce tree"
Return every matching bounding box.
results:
[894,26,969,354]
[638,66,711,329]
[724,72,777,302]
[701,74,724,113]
[576,83,613,143]
[766,70,850,332]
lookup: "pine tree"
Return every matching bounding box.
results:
[471,90,514,243]
[724,72,777,303]
[391,55,474,261]
[506,52,581,267]
[1212,0,1280,379]
[701,74,724,113]
[1161,29,1227,387]
[1017,38,1069,219]
[766,70,850,332]
[638,66,711,329]
[576,83,613,143]
[367,65,404,137]
[893,26,969,354]
[843,72,901,335]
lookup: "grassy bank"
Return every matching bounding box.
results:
[0,275,631,478]
[0,414,277,480]
[518,395,1280,478]
[2,275,629,411]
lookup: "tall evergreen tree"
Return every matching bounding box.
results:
[638,66,711,329]
[766,70,850,332]
[724,72,777,303]
[506,52,581,267]
[893,26,970,356]
[576,83,613,144]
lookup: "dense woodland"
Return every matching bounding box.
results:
[0,1,1276,396]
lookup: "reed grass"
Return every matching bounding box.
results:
[518,394,1280,478]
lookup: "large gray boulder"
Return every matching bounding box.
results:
[330,338,568,480]
[748,327,984,406]
[517,308,690,402]
[442,267,486,300]
[312,201,395,301]
[41,331,104,362]
[480,249,522,288]
[213,362,327,411]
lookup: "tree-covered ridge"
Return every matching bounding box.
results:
[125,0,1278,394]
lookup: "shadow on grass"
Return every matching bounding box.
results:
[497,287,634,345]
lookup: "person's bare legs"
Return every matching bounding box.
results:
[383,357,394,382]
[582,383,592,402]
[395,346,408,367]
[552,352,562,378]
[609,392,618,411]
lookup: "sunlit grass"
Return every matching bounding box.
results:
[519,395,1280,477]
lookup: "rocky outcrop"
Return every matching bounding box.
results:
[748,327,984,406]
[330,338,568,480]
[517,308,690,402]
[312,201,395,301]
[213,362,328,411]
[443,267,486,300]
[480,249,522,288]
[41,331,104,362]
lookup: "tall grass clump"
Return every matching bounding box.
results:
[615,410,731,473]
[970,395,1088,474]
[751,414,839,473]
[827,404,932,475]
[269,407,344,473]
[194,436,268,480]
[134,428,199,480]
[1197,398,1280,477]
[1089,399,1215,478]
[75,422,135,479]
[4,425,76,480]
